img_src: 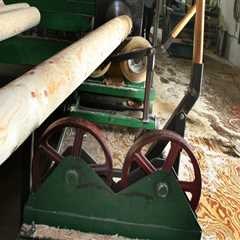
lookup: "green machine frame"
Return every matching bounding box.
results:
[0,0,157,129]
[22,157,201,240]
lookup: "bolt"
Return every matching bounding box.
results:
[179,112,186,120]
[156,182,169,198]
[65,169,79,187]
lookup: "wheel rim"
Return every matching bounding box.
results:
[32,117,113,190]
[121,130,202,211]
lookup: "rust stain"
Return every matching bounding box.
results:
[31,91,37,98]
[47,80,62,95]
[28,71,35,75]
[44,90,48,97]
[0,127,6,133]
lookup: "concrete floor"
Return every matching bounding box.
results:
[30,52,240,240]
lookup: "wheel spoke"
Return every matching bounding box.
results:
[162,142,182,172]
[134,152,157,174]
[40,144,62,163]
[179,180,201,211]
[72,129,85,157]
[91,164,111,175]
[179,180,196,194]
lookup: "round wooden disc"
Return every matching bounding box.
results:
[120,36,151,83]
[91,62,111,78]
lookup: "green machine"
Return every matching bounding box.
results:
[0,0,157,129]
[0,1,207,239]
[20,117,202,240]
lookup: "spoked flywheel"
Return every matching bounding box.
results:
[32,117,113,190]
[120,130,202,211]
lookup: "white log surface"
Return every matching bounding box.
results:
[0,7,40,41]
[0,3,30,13]
[0,15,133,164]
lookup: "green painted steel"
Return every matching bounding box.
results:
[0,37,70,65]
[23,157,201,240]
[70,109,157,129]
[0,0,96,65]
[78,79,156,102]
[4,0,95,31]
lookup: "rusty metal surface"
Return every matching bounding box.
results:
[0,6,40,41]
[0,15,132,165]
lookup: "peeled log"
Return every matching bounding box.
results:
[0,15,132,164]
[0,7,41,41]
[0,3,30,13]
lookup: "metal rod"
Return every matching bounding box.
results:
[143,49,155,122]
[0,15,133,165]
[153,0,162,47]
[147,1,206,159]
[193,0,206,64]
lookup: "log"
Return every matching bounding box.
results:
[0,15,133,164]
[0,3,30,13]
[0,7,41,42]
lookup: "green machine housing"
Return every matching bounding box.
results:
[0,0,157,129]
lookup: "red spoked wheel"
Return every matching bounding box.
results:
[32,117,113,190]
[121,130,202,211]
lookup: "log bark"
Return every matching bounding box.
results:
[0,7,40,41]
[0,15,133,164]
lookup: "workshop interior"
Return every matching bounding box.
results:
[0,0,240,240]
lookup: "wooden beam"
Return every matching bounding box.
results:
[171,4,196,39]
[193,0,206,64]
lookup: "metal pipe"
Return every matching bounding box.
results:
[0,3,30,13]
[0,15,132,165]
[193,0,206,64]
[153,0,162,47]
[143,48,155,122]
[0,7,41,42]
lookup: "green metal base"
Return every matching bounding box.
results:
[70,109,157,129]
[79,79,156,102]
[23,157,201,240]
[75,79,156,129]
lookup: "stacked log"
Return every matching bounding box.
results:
[0,2,40,41]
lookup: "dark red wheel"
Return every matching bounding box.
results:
[32,117,113,190]
[121,130,202,211]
